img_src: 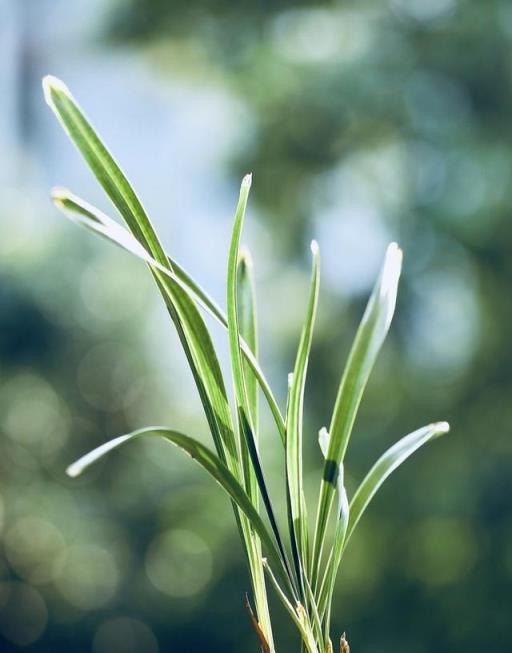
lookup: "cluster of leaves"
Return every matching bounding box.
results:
[44,76,448,653]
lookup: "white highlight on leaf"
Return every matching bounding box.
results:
[66,434,132,478]
[42,75,70,105]
[318,427,329,458]
[242,173,253,189]
[379,242,403,331]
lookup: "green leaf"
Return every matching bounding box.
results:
[226,174,254,435]
[286,241,320,589]
[263,561,320,653]
[303,573,325,651]
[52,191,285,631]
[43,81,280,631]
[317,469,349,625]
[312,243,402,584]
[237,247,259,440]
[236,247,275,650]
[236,244,260,502]
[44,77,240,478]
[51,188,286,445]
[316,429,349,624]
[317,428,349,530]
[346,421,450,543]
[226,177,296,595]
[67,427,292,594]
[43,76,167,266]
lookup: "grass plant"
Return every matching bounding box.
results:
[43,75,449,653]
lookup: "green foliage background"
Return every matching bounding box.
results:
[1,1,511,652]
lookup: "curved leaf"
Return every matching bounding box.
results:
[43,76,166,265]
[44,77,239,479]
[52,188,286,443]
[312,243,402,583]
[67,427,292,595]
[346,421,450,543]
[316,429,349,622]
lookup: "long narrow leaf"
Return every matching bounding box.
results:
[53,189,282,630]
[44,77,240,479]
[236,247,275,649]
[346,421,450,543]
[312,243,402,583]
[237,247,259,439]
[262,561,319,653]
[286,241,320,590]
[67,427,293,595]
[303,573,325,651]
[44,76,167,265]
[316,428,349,624]
[51,188,286,443]
[43,81,279,636]
[227,177,297,595]
[237,245,259,502]
[318,475,349,626]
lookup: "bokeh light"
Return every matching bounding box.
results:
[4,518,66,585]
[93,617,159,653]
[145,529,213,599]
[55,544,119,610]
[0,582,47,647]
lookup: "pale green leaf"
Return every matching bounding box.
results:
[67,427,292,595]
[237,247,259,438]
[346,421,450,543]
[43,76,166,265]
[286,240,320,589]
[312,243,402,583]
[44,77,239,478]
[263,560,319,653]
[51,188,286,444]
[226,177,296,594]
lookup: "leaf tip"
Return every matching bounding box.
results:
[242,173,253,189]
[42,75,69,105]
[318,427,329,458]
[310,239,319,255]
[65,461,82,478]
[378,242,403,326]
[433,421,450,436]
[238,245,253,269]
[383,242,403,279]
[51,186,69,207]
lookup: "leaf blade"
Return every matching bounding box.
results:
[43,76,167,266]
[286,241,320,590]
[237,247,259,440]
[226,177,297,595]
[51,188,286,444]
[44,78,240,477]
[67,427,293,594]
[236,247,275,649]
[312,243,402,584]
[346,421,450,543]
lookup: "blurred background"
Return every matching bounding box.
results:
[1,0,511,651]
